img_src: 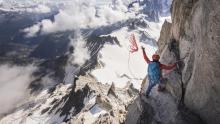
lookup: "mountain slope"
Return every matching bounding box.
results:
[0,0,173,123]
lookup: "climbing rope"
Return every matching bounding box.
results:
[127,34,144,81]
[127,51,144,81]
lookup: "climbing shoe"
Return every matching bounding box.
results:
[145,94,149,98]
[158,84,165,92]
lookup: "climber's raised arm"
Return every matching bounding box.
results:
[141,47,150,64]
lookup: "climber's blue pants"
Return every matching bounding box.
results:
[146,80,160,96]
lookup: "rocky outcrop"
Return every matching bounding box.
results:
[125,88,204,124]
[68,76,138,124]
[0,74,138,124]
[157,0,220,123]
[157,20,172,54]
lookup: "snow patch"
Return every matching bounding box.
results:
[91,16,170,89]
[92,27,158,89]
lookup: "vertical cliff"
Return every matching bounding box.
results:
[158,0,220,123]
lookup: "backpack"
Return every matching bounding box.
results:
[148,61,161,83]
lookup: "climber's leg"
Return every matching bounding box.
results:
[158,78,167,92]
[146,80,156,97]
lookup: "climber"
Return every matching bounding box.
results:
[141,46,177,97]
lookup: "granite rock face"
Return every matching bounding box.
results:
[157,20,172,54]
[158,0,220,123]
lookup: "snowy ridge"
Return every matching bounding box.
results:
[0,76,138,124]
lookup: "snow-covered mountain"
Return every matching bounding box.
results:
[0,0,173,123]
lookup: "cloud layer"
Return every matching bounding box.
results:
[23,0,134,37]
[0,65,36,116]
[26,4,51,13]
[69,32,90,65]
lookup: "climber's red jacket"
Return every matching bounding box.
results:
[142,49,176,70]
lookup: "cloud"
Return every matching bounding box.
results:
[0,65,36,116]
[69,32,90,65]
[26,4,51,13]
[22,0,133,37]
[0,0,53,12]
[40,75,56,88]
[23,23,41,37]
